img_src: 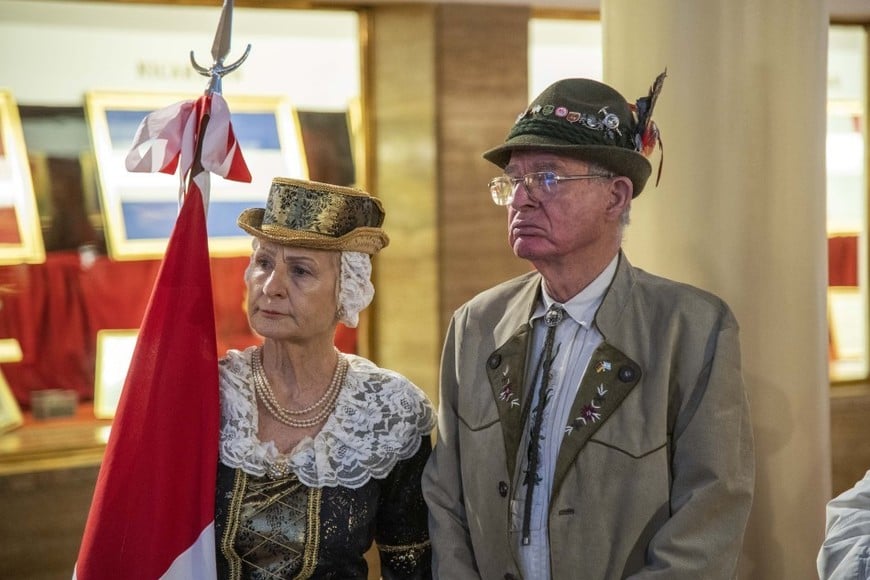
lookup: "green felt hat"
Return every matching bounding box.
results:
[483,75,665,197]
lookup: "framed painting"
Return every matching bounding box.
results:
[296,108,356,186]
[85,91,307,260]
[93,329,139,419]
[0,90,45,265]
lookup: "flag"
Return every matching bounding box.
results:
[74,93,251,579]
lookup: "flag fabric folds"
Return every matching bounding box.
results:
[75,92,251,579]
[125,94,252,205]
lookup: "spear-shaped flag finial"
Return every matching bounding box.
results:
[190,0,251,95]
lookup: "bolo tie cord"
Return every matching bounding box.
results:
[521,304,564,545]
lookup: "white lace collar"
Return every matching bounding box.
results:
[218,347,436,489]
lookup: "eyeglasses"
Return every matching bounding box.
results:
[488,171,612,206]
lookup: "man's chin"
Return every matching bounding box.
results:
[512,239,548,261]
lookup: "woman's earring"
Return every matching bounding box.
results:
[337,305,346,320]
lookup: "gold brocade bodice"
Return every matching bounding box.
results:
[221,469,321,580]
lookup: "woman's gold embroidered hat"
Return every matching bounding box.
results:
[237,177,389,254]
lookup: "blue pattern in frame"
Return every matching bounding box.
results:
[122,200,264,240]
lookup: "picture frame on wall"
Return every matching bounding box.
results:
[85,91,308,261]
[0,90,45,265]
[0,373,22,434]
[93,329,139,420]
[0,338,24,433]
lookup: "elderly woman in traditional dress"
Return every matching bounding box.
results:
[214,177,435,579]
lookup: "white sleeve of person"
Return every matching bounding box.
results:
[818,470,870,580]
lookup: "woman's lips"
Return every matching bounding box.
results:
[258,308,285,317]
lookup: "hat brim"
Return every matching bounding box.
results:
[238,208,389,255]
[483,135,652,197]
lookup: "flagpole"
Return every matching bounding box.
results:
[74,2,252,578]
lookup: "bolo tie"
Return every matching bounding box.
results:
[522,303,564,545]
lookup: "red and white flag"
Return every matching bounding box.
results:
[74,93,251,580]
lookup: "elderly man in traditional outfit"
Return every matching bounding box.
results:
[422,74,755,580]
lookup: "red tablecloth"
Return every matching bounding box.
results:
[0,252,356,408]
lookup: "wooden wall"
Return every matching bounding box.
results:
[435,4,531,332]
[830,384,870,495]
[0,466,97,579]
[371,4,530,401]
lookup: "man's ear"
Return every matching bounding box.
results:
[606,176,633,218]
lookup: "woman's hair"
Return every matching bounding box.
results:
[247,238,374,328]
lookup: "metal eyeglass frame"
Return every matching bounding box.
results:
[488,171,613,206]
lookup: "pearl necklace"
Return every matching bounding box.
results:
[252,346,348,429]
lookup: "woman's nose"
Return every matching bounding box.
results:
[262,270,287,298]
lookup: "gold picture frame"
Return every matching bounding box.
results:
[0,339,24,433]
[93,329,139,419]
[85,91,308,261]
[0,90,45,265]
[828,286,868,382]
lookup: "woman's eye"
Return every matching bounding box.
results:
[292,266,310,276]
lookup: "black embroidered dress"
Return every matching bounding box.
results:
[215,347,435,579]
